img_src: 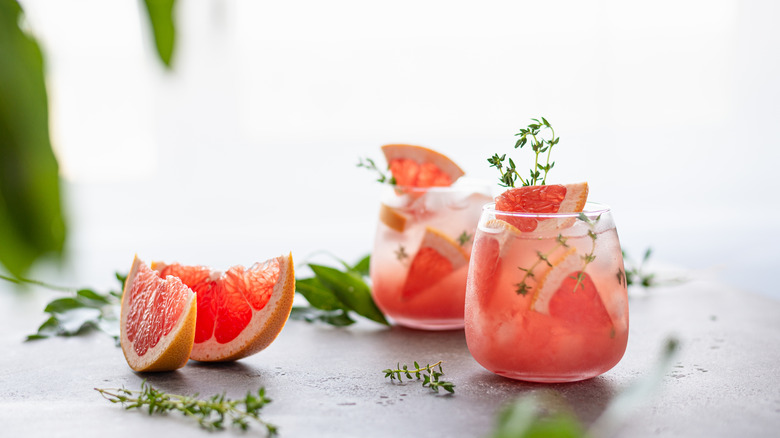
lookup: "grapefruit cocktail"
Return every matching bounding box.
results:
[464,117,628,382]
[363,144,490,330]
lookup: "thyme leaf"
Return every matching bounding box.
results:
[382,360,455,394]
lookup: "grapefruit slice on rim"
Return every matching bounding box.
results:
[153,253,295,362]
[495,182,589,232]
[529,248,612,328]
[401,227,469,301]
[381,144,465,187]
[120,255,197,372]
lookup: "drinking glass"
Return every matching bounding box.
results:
[464,202,629,382]
[369,179,492,330]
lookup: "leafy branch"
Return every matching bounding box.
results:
[357,157,395,185]
[383,360,455,394]
[290,253,389,327]
[95,381,277,435]
[488,117,559,187]
[1,273,124,342]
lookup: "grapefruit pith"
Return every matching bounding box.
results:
[401,227,468,301]
[153,253,295,362]
[381,144,465,187]
[495,182,589,231]
[120,255,197,372]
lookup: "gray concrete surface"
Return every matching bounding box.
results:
[1,279,779,437]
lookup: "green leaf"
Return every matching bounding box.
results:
[289,307,356,327]
[44,297,86,314]
[491,395,584,438]
[351,255,371,277]
[142,0,177,68]
[309,264,389,325]
[0,0,66,277]
[295,277,345,311]
[76,288,112,305]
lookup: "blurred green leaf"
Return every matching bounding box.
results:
[142,0,177,68]
[491,394,584,438]
[0,0,66,277]
[309,264,389,325]
[351,255,371,277]
[295,277,346,311]
[289,307,356,327]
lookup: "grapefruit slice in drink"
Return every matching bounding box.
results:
[530,248,612,328]
[120,255,197,372]
[153,253,295,362]
[494,182,589,232]
[381,144,465,187]
[401,227,469,301]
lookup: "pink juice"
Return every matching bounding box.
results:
[370,183,491,330]
[465,203,629,382]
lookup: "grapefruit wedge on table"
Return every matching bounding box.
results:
[401,227,469,301]
[153,253,295,362]
[120,256,197,372]
[495,182,589,232]
[381,144,464,187]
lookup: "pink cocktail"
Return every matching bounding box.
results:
[465,202,629,382]
[370,181,491,330]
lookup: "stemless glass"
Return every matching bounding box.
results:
[369,179,492,330]
[465,202,629,382]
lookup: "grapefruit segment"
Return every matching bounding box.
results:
[495,182,589,231]
[401,227,468,301]
[381,144,465,187]
[153,253,295,362]
[529,248,612,328]
[120,255,197,372]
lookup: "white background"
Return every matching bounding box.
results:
[19,0,780,299]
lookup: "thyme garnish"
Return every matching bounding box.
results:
[488,117,559,187]
[457,231,472,246]
[395,244,409,262]
[357,157,395,185]
[383,361,455,394]
[95,381,277,435]
[514,234,570,296]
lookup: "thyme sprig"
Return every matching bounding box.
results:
[514,234,570,296]
[488,117,559,187]
[357,157,395,185]
[383,361,455,394]
[95,381,277,435]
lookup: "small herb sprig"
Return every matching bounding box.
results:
[291,253,389,327]
[488,117,560,187]
[1,273,124,342]
[514,234,571,296]
[383,360,455,394]
[358,157,395,185]
[95,381,277,435]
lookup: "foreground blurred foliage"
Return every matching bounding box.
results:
[0,0,175,278]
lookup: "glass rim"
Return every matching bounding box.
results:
[482,201,611,218]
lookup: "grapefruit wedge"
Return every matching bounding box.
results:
[153,253,295,362]
[381,144,465,187]
[401,227,469,301]
[495,182,589,232]
[529,248,612,328]
[120,255,197,372]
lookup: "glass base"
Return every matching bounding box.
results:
[491,369,605,383]
[392,317,464,331]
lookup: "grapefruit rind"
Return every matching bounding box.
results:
[379,203,409,232]
[529,248,583,314]
[120,255,197,372]
[381,144,465,187]
[186,253,296,362]
[535,182,590,233]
